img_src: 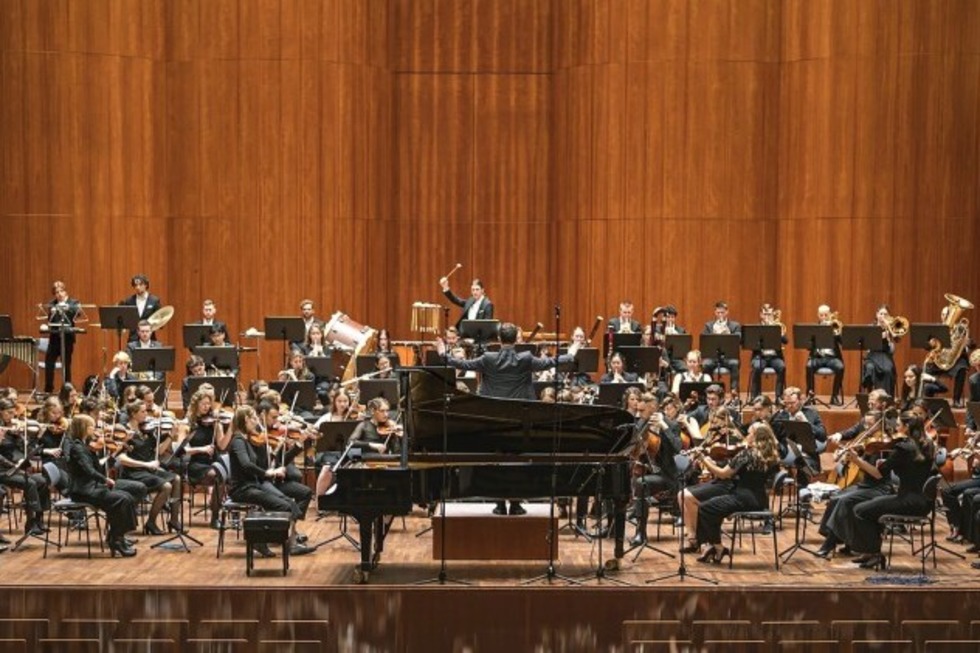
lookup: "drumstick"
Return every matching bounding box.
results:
[444,263,462,280]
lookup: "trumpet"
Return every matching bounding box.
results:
[824,311,843,336]
[763,308,786,337]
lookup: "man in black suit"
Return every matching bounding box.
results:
[607,301,641,335]
[199,299,227,334]
[701,301,742,392]
[439,277,494,328]
[438,322,580,515]
[119,274,162,342]
[771,386,827,487]
[127,321,164,381]
[806,304,845,405]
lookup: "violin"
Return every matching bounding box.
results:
[199,410,233,427]
[377,420,404,437]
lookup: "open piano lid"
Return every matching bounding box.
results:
[406,368,634,455]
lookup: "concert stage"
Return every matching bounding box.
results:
[2,489,978,652]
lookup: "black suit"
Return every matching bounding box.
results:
[701,320,742,391]
[66,438,137,539]
[749,335,788,399]
[44,298,81,392]
[806,338,845,402]
[967,372,980,431]
[607,318,641,334]
[446,346,573,400]
[119,293,162,341]
[443,289,494,329]
[772,407,827,481]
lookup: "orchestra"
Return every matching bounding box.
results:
[0,278,977,578]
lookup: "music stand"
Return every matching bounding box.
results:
[618,346,663,378]
[741,325,784,402]
[514,343,538,354]
[776,420,823,563]
[131,347,175,381]
[840,325,883,408]
[0,315,12,340]
[679,381,716,404]
[968,402,980,431]
[923,398,958,430]
[596,382,645,407]
[184,376,237,403]
[557,347,599,375]
[270,381,316,411]
[316,421,359,454]
[663,334,692,366]
[355,353,402,377]
[307,354,347,382]
[183,324,212,351]
[856,393,870,416]
[459,319,500,343]
[192,345,239,375]
[606,333,642,360]
[699,334,740,382]
[424,350,444,366]
[264,317,306,368]
[99,305,140,353]
[359,379,399,406]
[910,323,951,351]
[119,379,165,405]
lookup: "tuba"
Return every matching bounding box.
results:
[926,294,973,371]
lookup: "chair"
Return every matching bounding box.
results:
[727,509,779,569]
[770,470,796,529]
[879,474,964,573]
[44,498,104,558]
[813,367,839,405]
[215,499,257,558]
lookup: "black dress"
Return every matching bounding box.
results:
[121,432,176,491]
[186,423,220,484]
[227,434,302,520]
[65,439,137,538]
[695,448,774,545]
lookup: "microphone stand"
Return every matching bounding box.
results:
[524,304,581,586]
[646,457,717,585]
[153,384,202,552]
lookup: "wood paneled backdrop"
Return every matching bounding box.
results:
[2,0,978,394]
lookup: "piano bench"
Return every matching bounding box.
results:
[243,511,292,576]
[432,503,557,561]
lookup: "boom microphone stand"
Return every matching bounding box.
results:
[524,304,580,586]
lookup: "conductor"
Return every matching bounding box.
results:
[437,322,581,515]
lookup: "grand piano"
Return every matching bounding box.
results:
[318,369,635,581]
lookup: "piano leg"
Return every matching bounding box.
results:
[613,500,627,559]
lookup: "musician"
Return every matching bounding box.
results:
[36,396,70,492]
[969,350,980,429]
[562,327,594,389]
[204,324,237,376]
[686,422,779,563]
[836,412,936,569]
[226,405,307,558]
[58,383,81,418]
[315,390,356,427]
[749,303,787,399]
[65,415,138,557]
[701,301,742,392]
[438,322,578,401]
[375,354,395,380]
[817,402,896,558]
[299,299,324,339]
[899,365,930,410]
[199,299,226,332]
[607,301,641,335]
[862,305,898,395]
[677,406,743,554]
[43,280,81,393]
[377,328,393,355]
[184,390,232,529]
[940,351,980,543]
[671,350,712,398]
[600,352,638,384]
[651,305,689,375]
[119,274,162,342]
[117,401,181,535]
[255,401,314,554]
[621,387,642,416]
[0,398,51,536]
[125,321,165,382]
[181,355,207,410]
[772,387,828,485]
[279,351,314,383]
[631,396,684,545]
[300,323,328,358]
[348,397,399,455]
[806,304,845,406]
[439,277,494,328]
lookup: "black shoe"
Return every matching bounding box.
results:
[680,542,700,554]
[210,519,222,530]
[296,533,309,544]
[254,543,276,558]
[971,560,980,570]
[815,543,835,559]
[714,547,731,565]
[858,553,885,570]
[143,522,165,536]
[508,503,526,516]
[124,536,137,547]
[26,523,46,537]
[492,502,507,516]
[697,547,718,564]
[168,520,183,534]
[109,538,137,558]
[965,543,980,554]
[838,545,853,556]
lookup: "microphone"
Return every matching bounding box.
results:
[554,304,561,319]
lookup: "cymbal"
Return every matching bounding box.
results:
[147,305,175,332]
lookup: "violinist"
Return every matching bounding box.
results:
[671,350,712,397]
[940,351,980,544]
[65,415,138,557]
[676,406,743,554]
[749,303,788,399]
[861,305,898,395]
[315,389,356,427]
[36,397,70,491]
[701,301,742,393]
[184,390,233,529]
[181,355,207,410]
[255,401,314,554]
[349,397,400,454]
[772,387,828,486]
[816,404,896,558]
[0,398,51,536]
[687,422,780,564]
[688,383,733,430]
[838,412,936,569]
[116,401,181,535]
[227,405,306,558]
[631,396,685,545]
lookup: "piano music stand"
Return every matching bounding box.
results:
[840,325,884,408]
[312,421,361,551]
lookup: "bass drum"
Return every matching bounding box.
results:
[323,312,377,381]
